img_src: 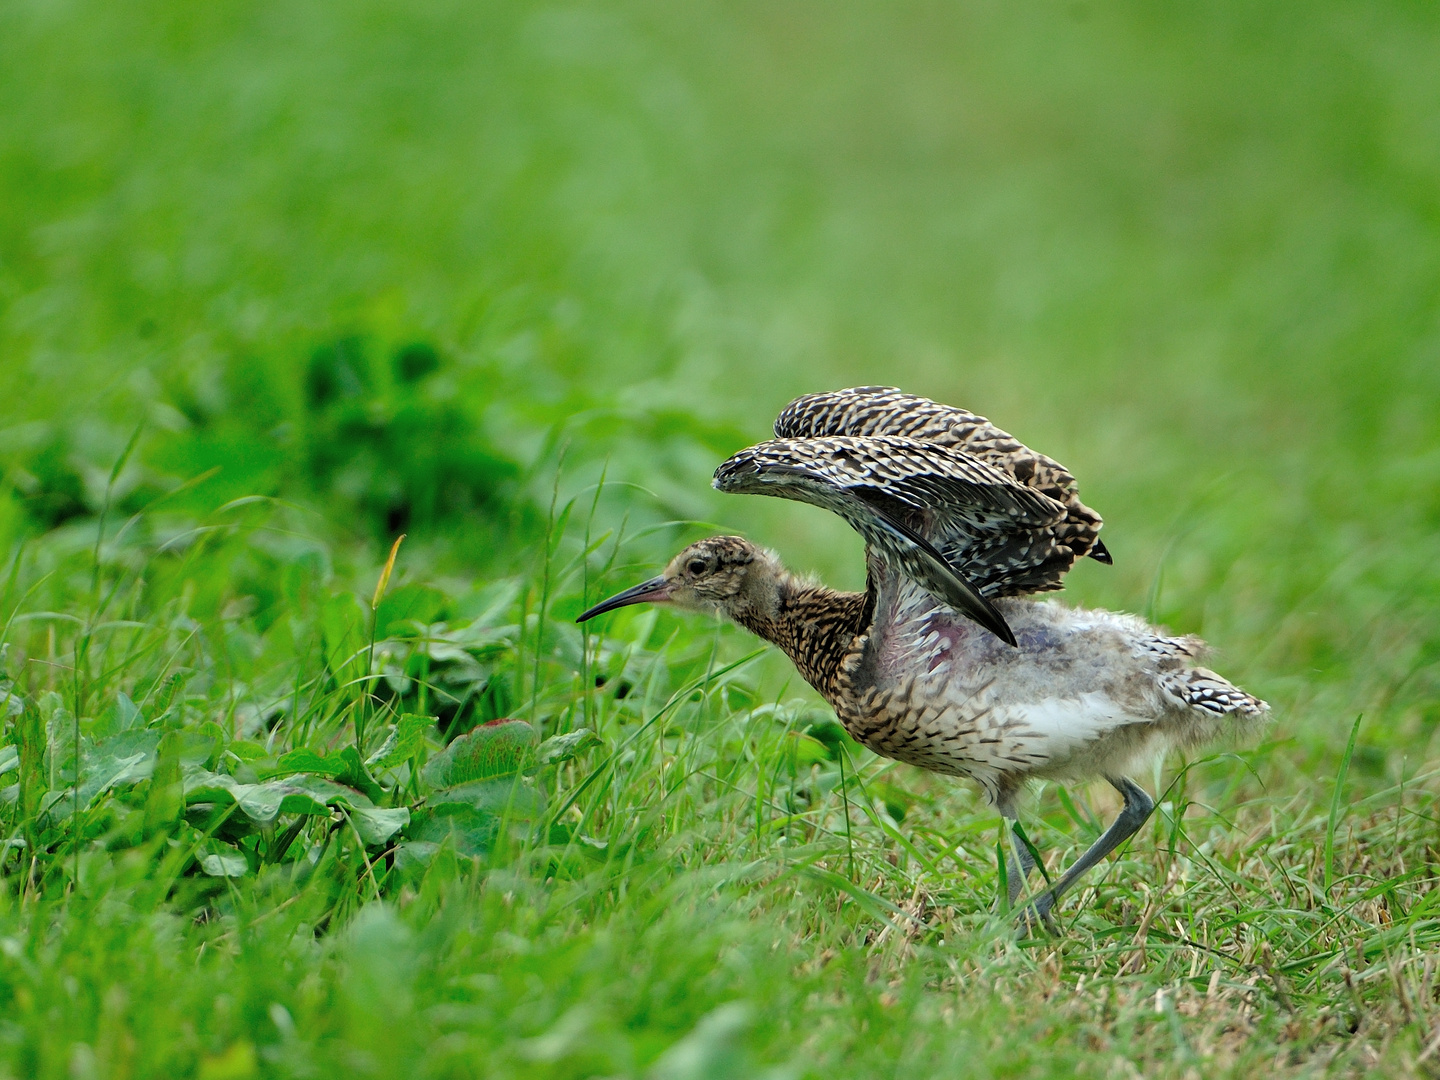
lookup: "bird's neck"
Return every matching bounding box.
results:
[731,576,873,698]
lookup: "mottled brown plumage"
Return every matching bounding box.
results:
[774,386,1111,572]
[579,389,1268,931]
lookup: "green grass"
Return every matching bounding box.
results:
[1,0,1439,1076]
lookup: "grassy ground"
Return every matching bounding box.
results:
[1,1,1439,1076]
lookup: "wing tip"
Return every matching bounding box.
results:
[1088,538,1113,565]
[950,589,1017,647]
[989,618,1019,648]
[964,591,1017,646]
[712,448,758,493]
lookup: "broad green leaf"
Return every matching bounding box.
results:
[182,767,371,826]
[0,746,17,777]
[537,728,601,766]
[783,732,830,771]
[283,772,374,809]
[198,843,248,878]
[36,691,63,723]
[273,748,349,777]
[173,729,221,769]
[408,773,543,856]
[367,713,433,771]
[274,779,351,817]
[151,672,188,719]
[336,746,385,803]
[228,740,271,762]
[275,789,333,817]
[421,719,538,789]
[109,693,141,732]
[0,683,23,720]
[43,730,163,812]
[869,782,914,824]
[804,719,863,760]
[38,791,67,818]
[427,776,545,818]
[393,841,439,878]
[48,722,175,798]
[406,804,500,856]
[195,721,226,768]
[363,729,398,768]
[234,784,286,824]
[347,806,410,846]
[43,703,75,786]
[147,732,184,833]
[82,730,161,802]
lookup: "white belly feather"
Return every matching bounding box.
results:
[841,584,1265,799]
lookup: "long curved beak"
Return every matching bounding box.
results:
[576,576,673,623]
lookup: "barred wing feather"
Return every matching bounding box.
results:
[775,386,1110,568]
[713,435,1071,645]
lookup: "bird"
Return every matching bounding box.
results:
[577,386,1269,930]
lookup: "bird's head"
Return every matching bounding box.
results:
[576,535,785,624]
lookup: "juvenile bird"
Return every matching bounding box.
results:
[578,387,1268,929]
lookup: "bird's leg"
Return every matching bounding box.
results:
[1027,777,1154,927]
[1008,820,1057,937]
[1003,817,1038,906]
[995,792,1033,909]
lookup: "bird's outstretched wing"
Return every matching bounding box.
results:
[774,386,1110,570]
[713,435,1072,646]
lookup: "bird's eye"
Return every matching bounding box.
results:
[687,558,707,576]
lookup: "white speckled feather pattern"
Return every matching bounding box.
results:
[830,576,1267,805]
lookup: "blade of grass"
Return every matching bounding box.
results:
[995,834,1010,916]
[1324,714,1363,901]
[838,743,856,883]
[362,534,405,758]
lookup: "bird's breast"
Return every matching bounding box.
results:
[826,592,1148,792]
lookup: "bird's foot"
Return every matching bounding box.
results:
[1015,893,1059,938]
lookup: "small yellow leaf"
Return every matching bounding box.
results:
[372,534,406,609]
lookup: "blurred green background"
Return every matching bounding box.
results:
[2,0,1438,766]
[4,4,1440,1075]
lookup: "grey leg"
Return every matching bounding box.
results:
[1027,777,1154,927]
[1005,819,1037,906]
